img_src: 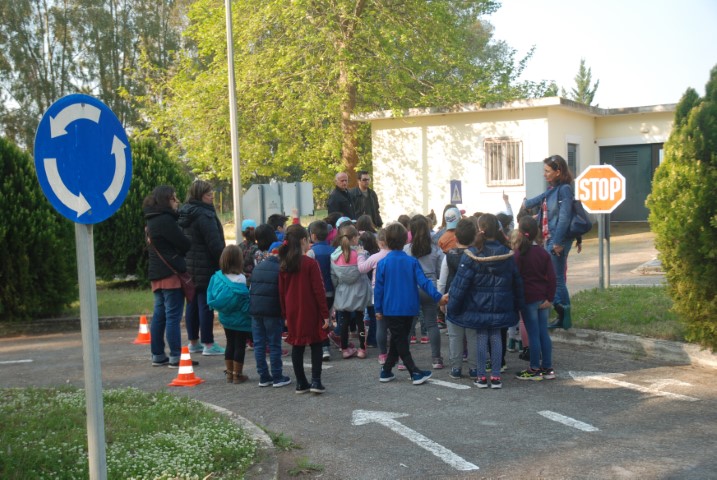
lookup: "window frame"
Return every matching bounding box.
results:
[484,137,524,187]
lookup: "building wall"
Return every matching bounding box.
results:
[546,108,598,175]
[595,111,673,147]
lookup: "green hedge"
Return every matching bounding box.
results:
[647,66,717,351]
[0,137,76,320]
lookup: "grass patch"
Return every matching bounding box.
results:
[572,285,683,341]
[0,387,257,479]
[288,457,324,476]
[62,287,154,318]
[262,428,301,452]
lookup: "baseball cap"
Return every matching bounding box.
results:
[444,208,461,229]
[241,219,257,231]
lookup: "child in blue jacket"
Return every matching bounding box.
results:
[207,245,252,385]
[374,222,448,385]
[447,214,524,390]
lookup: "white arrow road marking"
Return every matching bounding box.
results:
[50,103,101,138]
[0,359,33,365]
[538,410,599,432]
[569,371,699,402]
[352,409,479,471]
[44,158,91,216]
[427,379,471,390]
[282,361,332,370]
[103,135,127,204]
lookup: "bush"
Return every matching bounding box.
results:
[94,138,191,285]
[0,137,77,320]
[646,66,717,351]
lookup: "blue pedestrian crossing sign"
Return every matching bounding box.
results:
[34,94,132,224]
[450,180,462,204]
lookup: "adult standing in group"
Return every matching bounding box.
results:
[327,172,355,219]
[143,185,192,368]
[350,170,383,227]
[179,180,227,355]
[523,155,574,329]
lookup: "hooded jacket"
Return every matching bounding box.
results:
[446,241,524,329]
[207,271,251,332]
[144,206,191,281]
[178,200,226,288]
[330,248,371,311]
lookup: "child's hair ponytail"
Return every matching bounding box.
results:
[338,225,358,263]
[279,224,308,272]
[515,216,539,255]
[475,213,509,251]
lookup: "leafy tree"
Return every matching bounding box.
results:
[135,0,532,198]
[0,137,76,321]
[570,58,599,106]
[646,66,717,350]
[94,138,191,284]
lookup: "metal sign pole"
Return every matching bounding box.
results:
[75,224,107,480]
[598,214,605,290]
[606,215,611,287]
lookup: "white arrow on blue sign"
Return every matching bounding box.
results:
[34,94,132,224]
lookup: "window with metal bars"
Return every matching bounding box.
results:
[484,138,523,186]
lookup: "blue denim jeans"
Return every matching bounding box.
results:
[252,316,285,382]
[522,301,552,370]
[184,287,215,344]
[151,288,184,363]
[546,239,572,307]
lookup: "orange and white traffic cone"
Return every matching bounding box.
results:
[132,315,151,344]
[169,346,204,387]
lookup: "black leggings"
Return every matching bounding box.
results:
[339,310,365,349]
[291,342,323,387]
[224,328,251,363]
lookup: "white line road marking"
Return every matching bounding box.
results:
[427,379,472,390]
[569,371,699,402]
[0,359,33,365]
[352,409,479,471]
[538,410,599,432]
[282,361,332,370]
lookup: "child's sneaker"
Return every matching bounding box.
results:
[411,370,432,385]
[540,367,556,380]
[379,368,395,383]
[468,368,478,379]
[258,376,274,387]
[309,380,326,394]
[342,347,357,359]
[397,361,407,371]
[378,353,387,365]
[420,336,429,344]
[202,343,225,356]
[410,336,417,344]
[432,357,444,369]
[474,376,489,388]
[490,376,502,389]
[516,369,544,381]
[322,346,331,361]
[295,382,311,394]
[273,376,292,388]
[188,343,204,354]
[449,368,462,379]
[356,348,367,359]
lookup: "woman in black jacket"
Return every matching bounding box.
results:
[143,186,192,367]
[179,180,227,356]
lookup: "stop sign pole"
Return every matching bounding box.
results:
[575,165,626,289]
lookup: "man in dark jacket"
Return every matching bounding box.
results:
[350,170,383,227]
[326,172,355,218]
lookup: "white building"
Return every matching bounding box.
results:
[355,97,675,222]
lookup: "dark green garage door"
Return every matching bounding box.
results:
[599,144,661,221]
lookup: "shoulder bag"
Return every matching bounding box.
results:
[145,227,196,303]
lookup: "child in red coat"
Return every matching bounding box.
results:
[278,224,330,393]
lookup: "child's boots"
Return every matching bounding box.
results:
[232,361,249,384]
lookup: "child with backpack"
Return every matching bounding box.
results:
[447,214,524,389]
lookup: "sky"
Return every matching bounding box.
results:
[488,0,717,108]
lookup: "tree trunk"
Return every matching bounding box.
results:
[339,62,359,187]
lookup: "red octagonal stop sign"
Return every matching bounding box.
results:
[575,164,626,214]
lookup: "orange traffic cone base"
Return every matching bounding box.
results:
[169,346,204,387]
[133,315,151,344]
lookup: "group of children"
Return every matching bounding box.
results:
[205,200,558,394]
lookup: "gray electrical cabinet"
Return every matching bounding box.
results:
[242,182,314,223]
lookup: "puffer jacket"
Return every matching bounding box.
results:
[144,206,191,281]
[249,255,282,318]
[330,248,371,311]
[178,200,225,288]
[524,183,574,248]
[446,241,524,329]
[207,271,251,332]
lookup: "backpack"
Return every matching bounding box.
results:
[561,185,592,238]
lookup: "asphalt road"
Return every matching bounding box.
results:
[1,327,715,479]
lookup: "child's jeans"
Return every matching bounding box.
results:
[447,321,477,372]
